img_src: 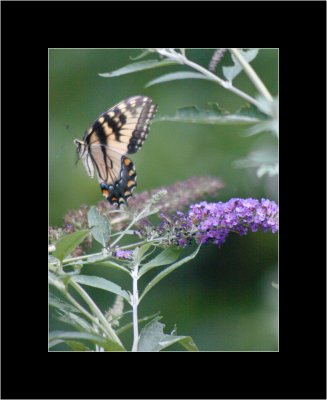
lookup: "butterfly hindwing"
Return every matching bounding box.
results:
[100,156,137,205]
[75,96,157,206]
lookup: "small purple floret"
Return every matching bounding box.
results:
[114,248,133,259]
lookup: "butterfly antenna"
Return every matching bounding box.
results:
[65,124,77,139]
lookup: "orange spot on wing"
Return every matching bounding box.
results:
[102,189,109,198]
[124,158,131,166]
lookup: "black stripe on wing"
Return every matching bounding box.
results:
[84,96,157,154]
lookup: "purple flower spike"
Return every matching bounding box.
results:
[153,198,279,248]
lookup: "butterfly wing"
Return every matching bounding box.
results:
[82,96,157,205]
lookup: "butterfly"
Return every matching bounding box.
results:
[74,96,157,206]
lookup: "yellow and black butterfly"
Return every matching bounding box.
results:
[74,96,157,206]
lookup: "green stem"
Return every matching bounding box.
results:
[229,48,273,101]
[62,251,103,265]
[69,279,123,346]
[131,262,139,352]
[156,48,261,108]
[110,207,149,248]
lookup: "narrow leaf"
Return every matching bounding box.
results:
[156,103,265,126]
[65,340,91,351]
[99,59,177,77]
[133,243,152,265]
[139,247,182,277]
[146,72,211,88]
[49,293,80,314]
[174,336,199,352]
[57,311,94,333]
[98,260,130,275]
[129,49,152,61]
[71,275,130,303]
[52,230,89,262]
[49,331,125,351]
[116,312,160,335]
[139,246,201,302]
[88,206,111,247]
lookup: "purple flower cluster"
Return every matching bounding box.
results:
[144,198,279,248]
[114,248,133,260]
[188,198,279,247]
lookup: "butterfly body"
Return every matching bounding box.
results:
[74,96,157,205]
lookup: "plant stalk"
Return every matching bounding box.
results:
[131,264,139,352]
[229,48,273,101]
[69,279,123,347]
[155,48,261,108]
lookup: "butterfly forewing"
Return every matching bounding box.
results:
[76,96,157,205]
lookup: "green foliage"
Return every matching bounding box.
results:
[52,230,89,261]
[98,59,177,77]
[139,247,182,277]
[72,275,130,303]
[156,103,267,126]
[133,243,152,265]
[139,246,201,302]
[146,71,211,87]
[49,331,125,351]
[138,317,198,351]
[222,49,259,81]
[88,206,111,247]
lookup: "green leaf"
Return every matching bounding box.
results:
[52,230,89,261]
[48,255,59,264]
[139,246,201,302]
[146,71,211,88]
[65,340,91,351]
[223,49,259,81]
[139,247,182,277]
[116,312,160,335]
[49,331,125,351]
[48,338,64,349]
[99,59,177,77]
[48,271,66,290]
[256,164,279,178]
[235,103,269,121]
[88,206,111,247]
[156,103,265,126]
[71,275,130,303]
[49,293,80,314]
[98,260,130,275]
[133,243,152,265]
[129,49,153,61]
[233,148,278,172]
[138,317,198,352]
[57,311,93,333]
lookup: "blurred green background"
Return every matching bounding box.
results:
[49,49,278,351]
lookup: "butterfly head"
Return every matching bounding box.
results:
[74,139,87,159]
